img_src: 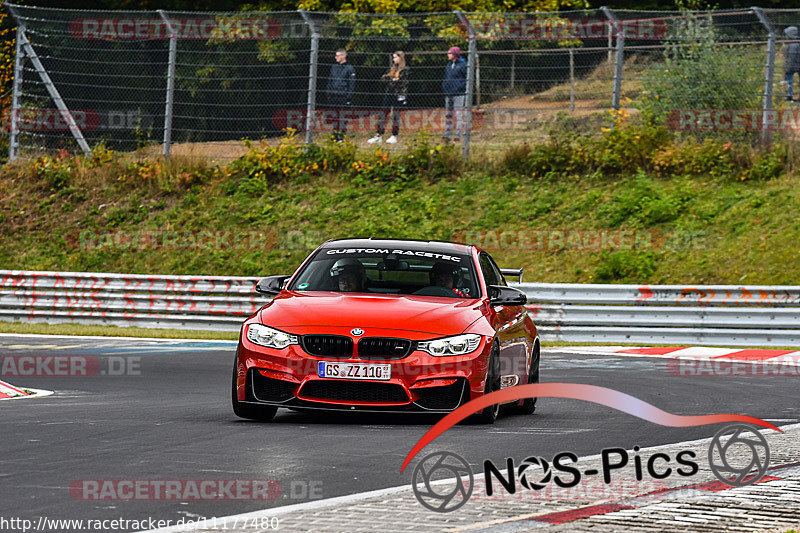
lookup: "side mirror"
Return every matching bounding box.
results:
[489,285,527,306]
[255,275,290,296]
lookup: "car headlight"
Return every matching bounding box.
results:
[246,324,298,349]
[417,334,481,356]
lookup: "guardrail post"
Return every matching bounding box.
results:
[299,10,319,145]
[754,7,777,144]
[158,10,177,158]
[455,10,476,159]
[8,25,25,162]
[602,7,624,112]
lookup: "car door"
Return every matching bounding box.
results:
[481,252,529,386]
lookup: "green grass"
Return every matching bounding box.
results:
[1,131,799,285]
[0,321,238,340]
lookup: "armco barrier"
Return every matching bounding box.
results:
[1,271,799,346]
[521,283,800,346]
[0,270,262,331]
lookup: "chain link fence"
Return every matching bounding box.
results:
[3,4,799,160]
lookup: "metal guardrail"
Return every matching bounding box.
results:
[0,270,262,331]
[517,283,800,346]
[1,271,799,346]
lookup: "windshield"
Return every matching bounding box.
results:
[288,247,480,299]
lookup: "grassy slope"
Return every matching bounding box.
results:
[1,149,799,285]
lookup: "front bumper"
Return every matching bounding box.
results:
[235,331,490,413]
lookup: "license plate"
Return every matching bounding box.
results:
[318,362,391,381]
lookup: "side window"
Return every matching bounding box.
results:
[486,254,507,286]
[479,253,500,287]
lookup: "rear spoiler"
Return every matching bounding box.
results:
[500,268,524,283]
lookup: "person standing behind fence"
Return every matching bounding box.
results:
[326,49,356,141]
[368,51,409,144]
[442,46,467,143]
[785,27,800,102]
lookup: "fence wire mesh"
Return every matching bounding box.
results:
[4,4,800,160]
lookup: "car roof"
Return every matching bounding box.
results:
[320,238,475,255]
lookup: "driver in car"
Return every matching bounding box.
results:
[430,262,467,298]
[333,259,367,292]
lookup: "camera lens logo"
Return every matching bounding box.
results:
[708,424,770,487]
[517,456,552,490]
[411,451,473,513]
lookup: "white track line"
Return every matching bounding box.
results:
[139,422,800,533]
[0,332,237,344]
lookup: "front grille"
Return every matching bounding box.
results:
[300,380,409,403]
[250,370,297,403]
[301,335,353,357]
[414,379,467,410]
[358,337,413,360]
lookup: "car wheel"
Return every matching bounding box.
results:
[516,340,540,415]
[231,357,278,422]
[475,341,501,424]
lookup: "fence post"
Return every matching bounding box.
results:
[602,7,624,112]
[455,11,476,159]
[569,48,575,112]
[754,7,777,144]
[158,11,177,158]
[299,10,319,145]
[476,53,481,106]
[8,25,25,162]
[510,53,515,91]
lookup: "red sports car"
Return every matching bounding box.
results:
[232,239,540,423]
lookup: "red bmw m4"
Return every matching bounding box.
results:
[232,239,539,423]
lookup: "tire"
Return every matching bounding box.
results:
[516,340,540,415]
[475,341,502,424]
[231,357,278,422]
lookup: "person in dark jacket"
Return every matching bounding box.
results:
[442,46,468,142]
[325,49,356,141]
[368,51,409,144]
[785,27,800,102]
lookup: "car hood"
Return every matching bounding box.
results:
[258,291,484,336]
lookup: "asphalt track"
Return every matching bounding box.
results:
[1,335,798,532]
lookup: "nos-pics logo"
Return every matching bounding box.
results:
[412,424,770,513]
[403,384,778,513]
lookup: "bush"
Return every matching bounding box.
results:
[599,174,690,227]
[225,134,331,188]
[588,111,672,174]
[638,12,762,132]
[31,150,73,191]
[348,134,462,185]
[499,134,584,179]
[596,250,658,281]
[746,142,788,181]
[651,137,739,178]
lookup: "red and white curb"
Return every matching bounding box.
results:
[467,462,800,530]
[0,379,53,400]
[558,345,800,361]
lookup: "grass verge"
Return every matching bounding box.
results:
[0,321,239,340]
